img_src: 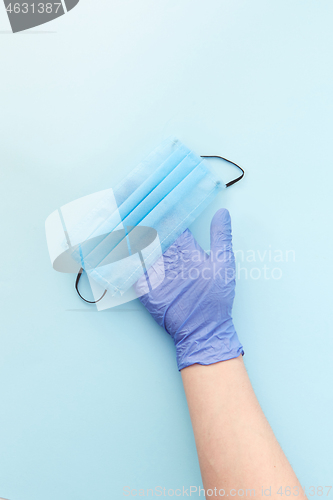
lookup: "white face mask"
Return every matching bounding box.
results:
[45,137,244,309]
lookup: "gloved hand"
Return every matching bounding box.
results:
[135,209,244,371]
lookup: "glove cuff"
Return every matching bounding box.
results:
[176,330,244,371]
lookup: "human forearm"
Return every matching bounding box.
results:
[181,356,306,499]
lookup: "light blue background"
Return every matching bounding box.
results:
[0,1,332,499]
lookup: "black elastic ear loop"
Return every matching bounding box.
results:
[75,267,107,304]
[200,155,244,187]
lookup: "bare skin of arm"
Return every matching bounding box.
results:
[181,355,307,500]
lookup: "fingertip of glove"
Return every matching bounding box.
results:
[210,209,232,234]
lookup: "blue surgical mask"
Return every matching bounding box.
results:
[45,137,244,308]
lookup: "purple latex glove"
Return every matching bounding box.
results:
[135,209,244,370]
